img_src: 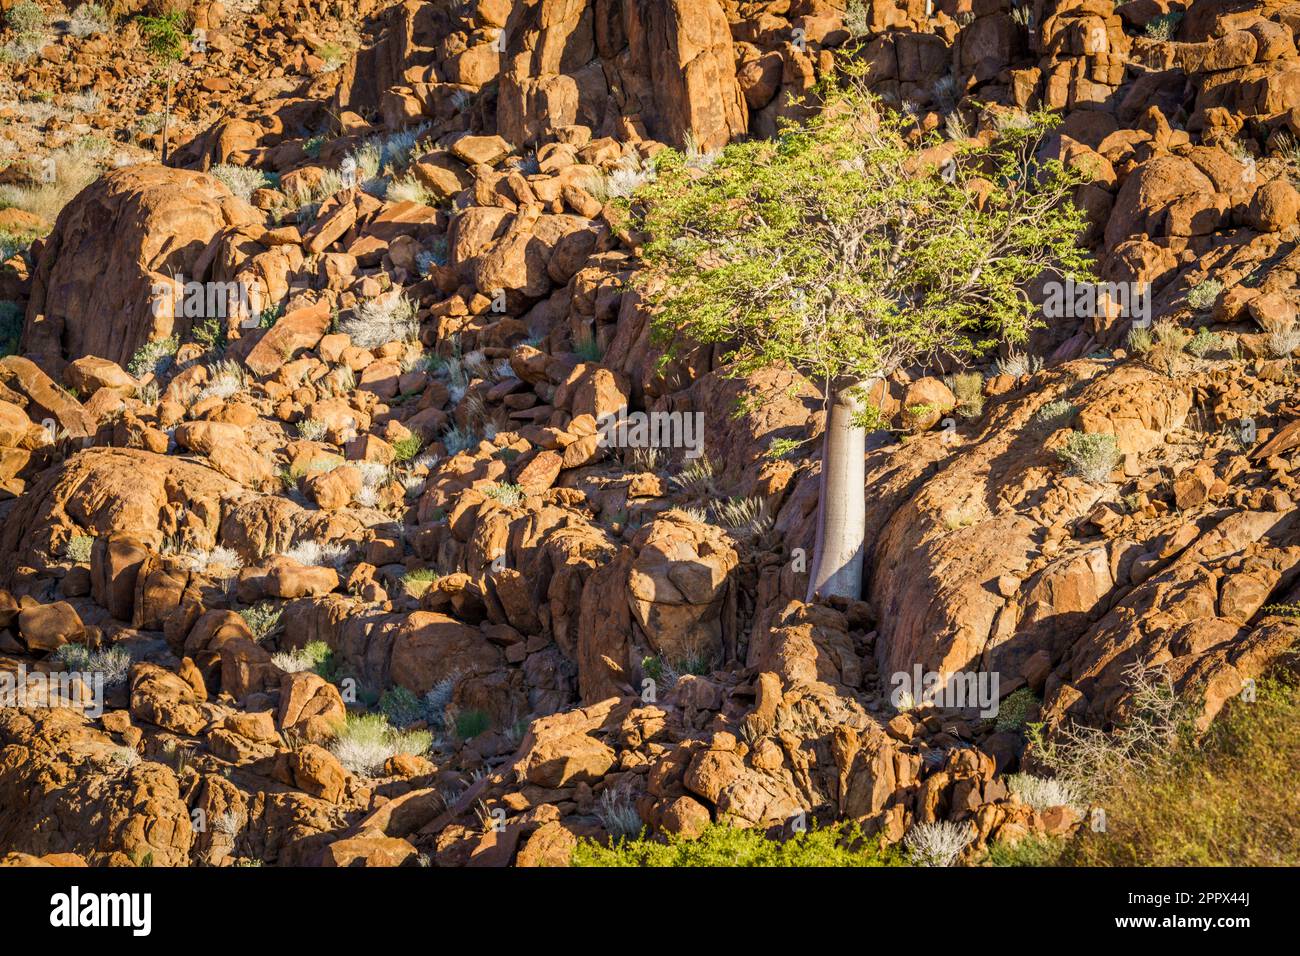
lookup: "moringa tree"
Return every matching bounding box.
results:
[633,65,1091,603]
[139,13,189,164]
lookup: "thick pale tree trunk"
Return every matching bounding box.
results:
[805,386,869,602]
[161,74,173,164]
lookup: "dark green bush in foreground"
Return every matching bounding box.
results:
[572,821,904,867]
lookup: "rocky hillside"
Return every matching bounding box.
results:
[0,0,1296,868]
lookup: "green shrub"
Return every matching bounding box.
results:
[391,434,423,462]
[385,175,435,206]
[950,371,984,418]
[68,3,113,38]
[297,418,328,441]
[329,713,432,777]
[1127,325,1153,354]
[1153,318,1189,352]
[63,534,95,564]
[1185,279,1222,312]
[1056,431,1120,483]
[574,331,602,362]
[985,834,1065,866]
[239,602,283,642]
[1186,327,1222,358]
[138,12,187,62]
[642,649,713,690]
[303,640,335,678]
[1,233,28,264]
[1145,11,1183,40]
[5,1,45,35]
[1034,398,1075,427]
[454,708,491,741]
[401,567,438,598]
[271,640,333,676]
[482,482,524,507]
[842,0,869,36]
[258,304,283,329]
[210,163,269,203]
[190,318,226,353]
[995,687,1038,732]
[53,642,131,690]
[641,656,664,683]
[1261,603,1300,619]
[127,336,178,379]
[572,821,904,867]
[379,685,426,728]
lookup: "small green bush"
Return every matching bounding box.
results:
[297,418,328,442]
[68,3,112,38]
[572,821,904,867]
[210,163,269,203]
[482,482,524,507]
[950,371,985,418]
[190,318,226,353]
[329,713,432,777]
[401,567,438,598]
[271,640,333,676]
[985,834,1065,867]
[1185,279,1222,312]
[138,12,187,62]
[1035,398,1075,428]
[379,685,426,728]
[63,534,95,564]
[259,304,283,329]
[5,1,46,35]
[643,648,714,691]
[1186,327,1222,358]
[303,640,334,678]
[1127,325,1153,355]
[1056,431,1120,483]
[385,175,435,206]
[454,708,491,741]
[0,233,32,265]
[239,602,283,642]
[391,434,423,462]
[53,642,131,690]
[127,336,178,379]
[1261,603,1300,619]
[995,687,1039,733]
[1145,11,1182,40]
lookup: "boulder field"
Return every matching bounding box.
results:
[0,0,1298,866]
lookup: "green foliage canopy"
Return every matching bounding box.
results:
[138,13,187,63]
[632,65,1093,419]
